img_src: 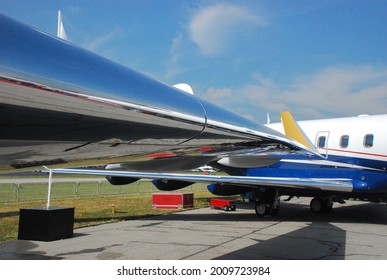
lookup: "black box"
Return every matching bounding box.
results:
[18,207,74,241]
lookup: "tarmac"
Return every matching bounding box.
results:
[0,197,386,260]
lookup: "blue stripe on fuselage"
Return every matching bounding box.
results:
[241,155,387,196]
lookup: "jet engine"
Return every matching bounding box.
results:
[207,183,252,196]
[106,176,138,185]
[152,179,194,191]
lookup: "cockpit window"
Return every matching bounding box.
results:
[364,134,374,148]
[340,135,349,148]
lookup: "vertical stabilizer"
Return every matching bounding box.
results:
[266,112,271,124]
[281,111,321,157]
[57,10,67,40]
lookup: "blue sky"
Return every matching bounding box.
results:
[1,0,386,122]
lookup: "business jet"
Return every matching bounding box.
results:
[257,112,387,215]
[1,14,386,216]
[51,112,387,216]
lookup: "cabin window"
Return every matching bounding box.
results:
[317,136,326,148]
[340,135,349,148]
[364,134,374,148]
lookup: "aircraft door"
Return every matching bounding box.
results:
[315,131,330,158]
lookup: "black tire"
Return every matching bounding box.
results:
[310,197,324,213]
[255,203,269,216]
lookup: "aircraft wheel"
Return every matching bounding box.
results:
[255,203,269,216]
[311,197,334,213]
[310,197,324,213]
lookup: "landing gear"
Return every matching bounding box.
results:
[310,197,333,213]
[255,203,270,216]
[255,200,280,217]
[255,189,280,217]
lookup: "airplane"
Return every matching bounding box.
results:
[48,112,387,216]
[1,14,386,216]
[257,113,387,215]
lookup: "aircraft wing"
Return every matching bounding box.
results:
[0,14,319,174]
[45,168,354,193]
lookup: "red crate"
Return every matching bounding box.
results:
[210,199,236,211]
[152,193,194,209]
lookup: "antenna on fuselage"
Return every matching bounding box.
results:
[173,83,194,95]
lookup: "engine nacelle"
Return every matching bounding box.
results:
[106,176,138,185]
[152,179,194,191]
[207,183,252,196]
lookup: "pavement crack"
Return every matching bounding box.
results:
[180,221,283,260]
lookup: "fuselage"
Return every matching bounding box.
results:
[255,114,387,199]
[268,114,387,171]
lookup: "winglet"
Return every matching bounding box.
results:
[281,111,321,156]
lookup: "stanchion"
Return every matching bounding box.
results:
[18,167,75,241]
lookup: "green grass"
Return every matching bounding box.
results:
[0,179,209,203]
[0,181,221,242]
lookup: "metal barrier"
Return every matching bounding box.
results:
[0,178,207,203]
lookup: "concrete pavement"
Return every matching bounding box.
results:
[0,197,386,260]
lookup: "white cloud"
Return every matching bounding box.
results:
[170,32,184,64]
[198,65,387,122]
[243,65,387,120]
[188,3,266,56]
[83,28,123,52]
[205,87,234,101]
[164,32,189,80]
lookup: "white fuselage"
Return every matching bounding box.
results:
[267,114,387,171]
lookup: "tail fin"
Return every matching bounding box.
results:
[266,112,271,124]
[281,111,321,157]
[57,10,67,40]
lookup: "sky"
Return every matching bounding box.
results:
[1,0,386,123]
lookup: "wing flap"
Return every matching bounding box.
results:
[46,168,353,193]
